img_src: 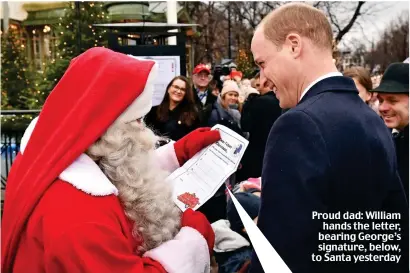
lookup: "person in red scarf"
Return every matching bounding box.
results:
[2,48,220,273]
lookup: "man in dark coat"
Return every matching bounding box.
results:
[237,73,282,181]
[192,64,217,125]
[370,62,409,200]
[249,3,408,273]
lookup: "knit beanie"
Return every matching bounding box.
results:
[226,192,261,234]
[221,80,240,98]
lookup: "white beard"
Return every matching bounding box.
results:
[86,121,181,253]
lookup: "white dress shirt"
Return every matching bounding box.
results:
[299,72,343,101]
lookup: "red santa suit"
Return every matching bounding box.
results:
[1,48,219,273]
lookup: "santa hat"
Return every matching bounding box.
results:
[221,80,240,97]
[1,47,158,271]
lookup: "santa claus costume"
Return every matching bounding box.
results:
[2,48,220,273]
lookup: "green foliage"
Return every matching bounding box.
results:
[236,49,255,79]
[1,115,37,132]
[1,2,109,130]
[1,28,35,110]
[39,1,108,98]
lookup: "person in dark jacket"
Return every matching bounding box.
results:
[250,3,408,273]
[192,64,218,125]
[370,62,409,200]
[209,79,222,97]
[145,76,200,141]
[237,73,282,182]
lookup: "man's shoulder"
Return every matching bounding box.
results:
[270,109,318,137]
[295,91,375,123]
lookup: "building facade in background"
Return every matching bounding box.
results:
[1,1,196,73]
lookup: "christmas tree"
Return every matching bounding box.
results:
[236,49,255,79]
[1,28,35,110]
[1,27,38,130]
[38,1,109,101]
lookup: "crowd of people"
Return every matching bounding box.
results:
[1,2,408,273]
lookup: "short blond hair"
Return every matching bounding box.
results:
[262,3,333,51]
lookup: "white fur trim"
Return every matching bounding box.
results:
[20,117,118,196]
[143,227,211,273]
[59,154,118,196]
[154,141,180,173]
[212,220,250,252]
[116,57,158,123]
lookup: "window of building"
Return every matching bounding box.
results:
[43,26,57,62]
[32,29,42,71]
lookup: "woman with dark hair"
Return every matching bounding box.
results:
[145,76,200,141]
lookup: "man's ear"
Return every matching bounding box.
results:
[285,33,302,58]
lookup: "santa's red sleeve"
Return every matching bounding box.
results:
[45,222,167,273]
[45,222,210,273]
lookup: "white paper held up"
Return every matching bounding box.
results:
[167,124,248,211]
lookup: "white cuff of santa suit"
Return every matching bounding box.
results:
[154,141,180,173]
[143,226,211,273]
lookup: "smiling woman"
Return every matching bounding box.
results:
[145,76,200,141]
[208,80,244,137]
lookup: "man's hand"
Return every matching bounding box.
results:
[174,128,221,166]
[181,209,215,254]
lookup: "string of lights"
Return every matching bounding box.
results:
[1,2,109,128]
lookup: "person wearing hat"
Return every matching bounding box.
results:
[208,80,243,136]
[192,64,218,126]
[371,62,409,199]
[1,48,221,273]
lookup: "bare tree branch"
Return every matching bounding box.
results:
[183,1,377,65]
[325,2,342,33]
[313,2,322,8]
[334,1,365,43]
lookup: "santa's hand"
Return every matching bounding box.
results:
[181,209,215,254]
[174,128,221,166]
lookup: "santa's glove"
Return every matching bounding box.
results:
[174,127,221,166]
[181,209,215,255]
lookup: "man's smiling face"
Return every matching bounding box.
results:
[251,27,300,108]
[378,93,409,130]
